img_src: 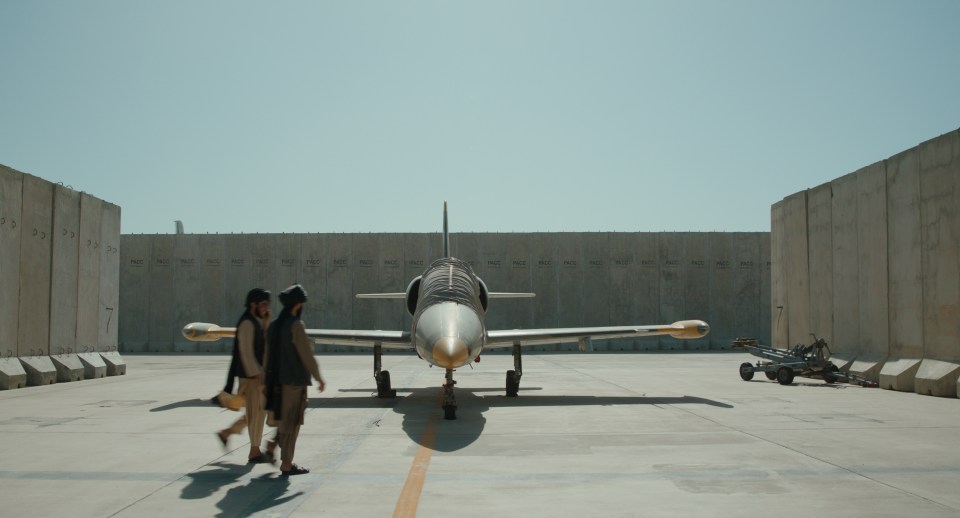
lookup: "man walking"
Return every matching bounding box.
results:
[264,284,325,476]
[217,288,274,464]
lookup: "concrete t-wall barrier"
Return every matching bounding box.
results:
[18,174,53,361]
[51,185,80,357]
[97,202,121,360]
[884,147,923,391]
[917,130,960,396]
[807,184,834,353]
[783,192,811,351]
[773,128,960,397]
[682,233,709,351]
[731,233,763,350]
[77,194,103,353]
[759,233,772,346]
[830,172,863,367]
[770,202,787,349]
[1,165,23,362]
[118,234,151,351]
[856,162,890,379]
[707,233,733,351]
[0,164,122,389]
[120,231,771,353]
[634,233,661,351]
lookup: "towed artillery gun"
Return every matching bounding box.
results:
[733,335,877,386]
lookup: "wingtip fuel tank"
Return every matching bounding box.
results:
[667,320,710,340]
[181,322,236,342]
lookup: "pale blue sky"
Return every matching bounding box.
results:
[2,1,958,234]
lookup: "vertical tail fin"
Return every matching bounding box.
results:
[443,201,450,257]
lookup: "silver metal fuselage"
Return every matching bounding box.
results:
[412,257,486,369]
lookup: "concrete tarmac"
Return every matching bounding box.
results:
[1,352,958,518]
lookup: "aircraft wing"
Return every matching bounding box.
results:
[355,293,405,299]
[303,329,413,349]
[181,322,413,350]
[484,320,709,350]
[356,292,535,299]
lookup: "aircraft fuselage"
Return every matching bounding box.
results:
[411,257,486,369]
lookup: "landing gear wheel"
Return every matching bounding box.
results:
[764,370,777,381]
[506,370,520,396]
[739,363,754,381]
[443,405,457,420]
[376,370,397,398]
[441,368,457,420]
[777,366,795,385]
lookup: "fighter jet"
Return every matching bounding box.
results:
[182,203,709,420]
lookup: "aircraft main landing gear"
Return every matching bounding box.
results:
[441,368,457,420]
[374,344,396,398]
[506,343,522,397]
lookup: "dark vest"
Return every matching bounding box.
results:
[273,316,311,386]
[229,312,266,379]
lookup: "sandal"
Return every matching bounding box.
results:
[248,452,276,464]
[280,464,309,476]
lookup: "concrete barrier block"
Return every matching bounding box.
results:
[77,352,107,379]
[914,359,960,398]
[51,354,84,382]
[830,356,855,372]
[100,351,126,376]
[847,358,885,383]
[0,358,27,390]
[19,356,57,386]
[878,358,922,392]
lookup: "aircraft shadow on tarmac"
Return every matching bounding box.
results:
[310,387,733,452]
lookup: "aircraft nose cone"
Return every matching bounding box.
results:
[432,337,469,368]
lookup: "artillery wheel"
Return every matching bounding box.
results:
[739,363,754,381]
[764,370,777,381]
[776,366,795,385]
[822,364,840,384]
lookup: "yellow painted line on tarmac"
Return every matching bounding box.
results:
[392,417,438,518]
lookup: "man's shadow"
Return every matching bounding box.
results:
[181,461,304,518]
[181,462,254,500]
[215,475,303,518]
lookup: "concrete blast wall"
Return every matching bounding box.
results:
[771,128,960,397]
[120,232,770,353]
[0,164,122,389]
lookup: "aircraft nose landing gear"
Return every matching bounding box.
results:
[506,343,522,397]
